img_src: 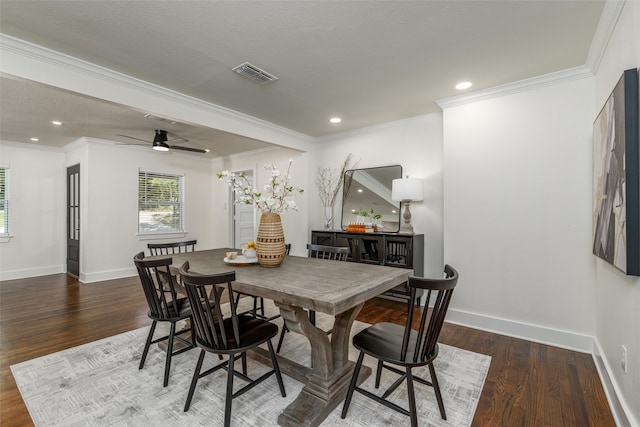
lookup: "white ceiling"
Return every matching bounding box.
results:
[0,1,606,156]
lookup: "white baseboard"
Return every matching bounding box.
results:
[446,308,593,352]
[80,267,137,284]
[0,265,64,281]
[592,340,637,427]
[446,308,636,426]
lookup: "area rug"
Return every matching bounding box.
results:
[11,302,491,426]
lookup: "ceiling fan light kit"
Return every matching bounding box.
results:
[152,141,170,151]
[152,130,171,151]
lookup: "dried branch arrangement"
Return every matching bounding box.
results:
[315,153,357,207]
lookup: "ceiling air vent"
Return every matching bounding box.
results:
[232,62,278,84]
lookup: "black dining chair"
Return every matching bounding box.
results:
[276,243,349,353]
[179,261,286,426]
[148,239,197,256]
[133,252,196,387]
[341,265,459,426]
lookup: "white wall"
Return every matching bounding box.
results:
[593,1,640,424]
[69,139,217,282]
[442,76,596,344]
[0,141,67,280]
[312,114,444,277]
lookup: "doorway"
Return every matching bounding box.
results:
[232,169,255,249]
[66,164,80,277]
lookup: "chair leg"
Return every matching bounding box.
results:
[428,362,447,420]
[163,322,177,387]
[276,323,288,353]
[184,350,206,412]
[406,367,418,427]
[375,360,383,388]
[241,352,247,375]
[267,340,286,397]
[139,320,157,369]
[341,352,365,419]
[224,353,235,427]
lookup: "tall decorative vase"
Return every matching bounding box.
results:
[256,213,286,267]
[324,206,334,230]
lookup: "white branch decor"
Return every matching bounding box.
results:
[315,153,356,208]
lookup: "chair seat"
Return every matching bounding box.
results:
[196,314,279,353]
[353,322,438,367]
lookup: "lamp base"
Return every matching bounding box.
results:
[399,224,414,234]
[399,200,415,234]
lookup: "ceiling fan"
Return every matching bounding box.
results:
[115,129,209,153]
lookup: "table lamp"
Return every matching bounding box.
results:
[391,177,423,234]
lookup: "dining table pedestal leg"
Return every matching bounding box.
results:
[272,301,371,427]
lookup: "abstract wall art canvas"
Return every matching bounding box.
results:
[593,68,639,276]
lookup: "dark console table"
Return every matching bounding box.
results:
[311,230,424,304]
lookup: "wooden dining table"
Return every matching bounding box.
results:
[166,248,411,427]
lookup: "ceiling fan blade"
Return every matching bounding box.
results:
[115,134,151,143]
[166,131,189,143]
[170,145,208,154]
[115,142,148,146]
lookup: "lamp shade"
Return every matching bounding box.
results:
[392,177,424,201]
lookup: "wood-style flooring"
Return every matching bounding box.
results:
[0,274,615,426]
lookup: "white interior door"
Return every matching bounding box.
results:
[233,169,255,248]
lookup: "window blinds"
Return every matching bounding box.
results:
[138,170,184,233]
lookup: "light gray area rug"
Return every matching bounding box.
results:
[11,302,490,426]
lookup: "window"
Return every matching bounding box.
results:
[0,165,8,235]
[138,170,184,234]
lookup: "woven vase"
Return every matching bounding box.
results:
[256,213,286,267]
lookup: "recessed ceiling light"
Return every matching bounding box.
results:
[330,117,342,124]
[30,137,39,142]
[357,189,363,193]
[455,81,473,90]
[51,120,63,125]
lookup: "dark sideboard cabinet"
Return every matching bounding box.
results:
[311,230,424,304]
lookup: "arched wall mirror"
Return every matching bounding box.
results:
[341,165,402,232]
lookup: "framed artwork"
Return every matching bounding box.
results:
[592,68,639,276]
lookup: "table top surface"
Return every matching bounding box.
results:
[165,248,411,316]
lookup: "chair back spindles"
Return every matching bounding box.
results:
[180,263,239,351]
[402,265,458,364]
[307,243,350,261]
[134,252,181,320]
[148,240,197,256]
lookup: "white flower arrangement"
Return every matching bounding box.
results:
[217,161,304,214]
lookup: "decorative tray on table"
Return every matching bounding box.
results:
[223,256,258,266]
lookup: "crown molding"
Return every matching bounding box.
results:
[436,0,625,110]
[585,0,626,74]
[0,34,314,146]
[436,65,593,109]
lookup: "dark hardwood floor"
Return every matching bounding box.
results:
[0,274,614,426]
